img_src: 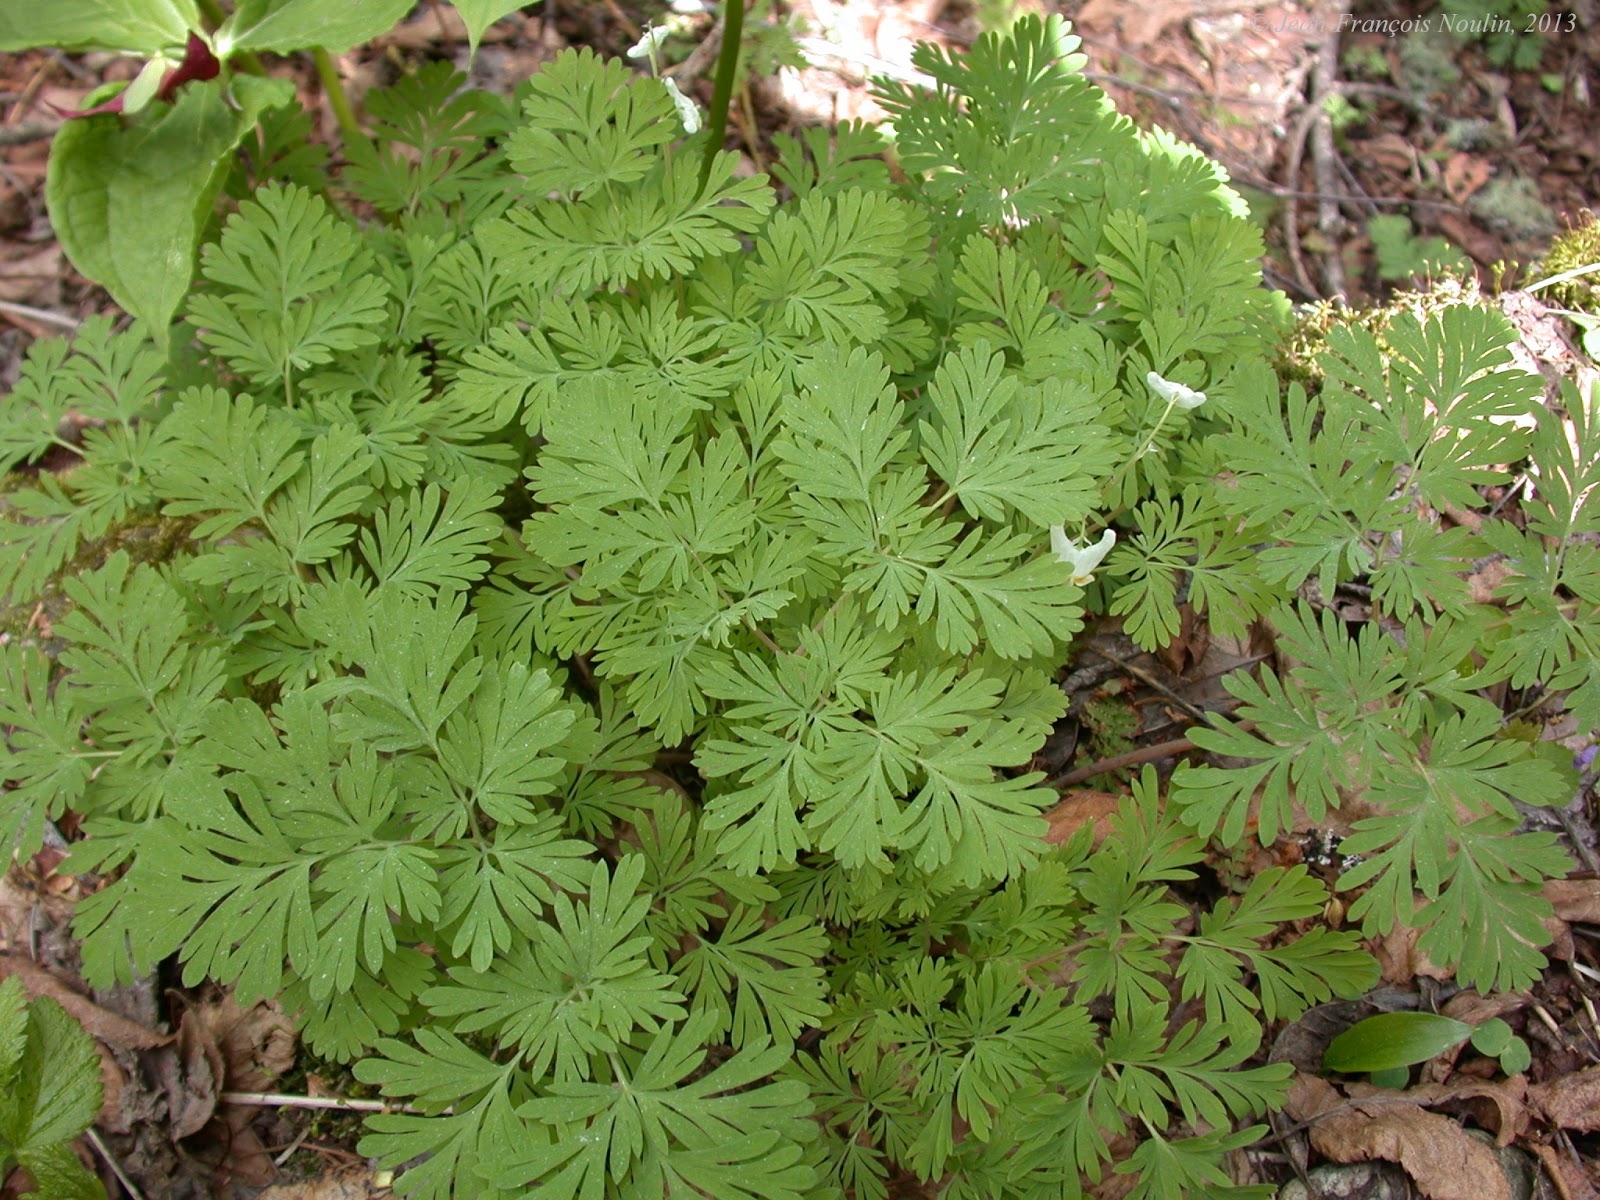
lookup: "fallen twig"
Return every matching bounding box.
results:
[0,299,82,331]
[85,1127,145,1200]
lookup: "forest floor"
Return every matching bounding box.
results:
[1,1,1599,1197]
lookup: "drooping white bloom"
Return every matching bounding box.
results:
[663,78,702,134]
[1050,526,1117,586]
[1147,371,1207,410]
[627,24,670,60]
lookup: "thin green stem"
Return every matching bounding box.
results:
[698,0,746,189]
[193,0,227,27]
[312,47,362,147]
[193,0,267,73]
[1090,396,1177,535]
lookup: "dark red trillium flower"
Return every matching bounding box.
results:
[53,32,221,118]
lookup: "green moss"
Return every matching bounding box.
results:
[0,504,195,657]
[1276,275,1487,388]
[1531,209,1600,313]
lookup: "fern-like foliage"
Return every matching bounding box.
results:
[0,16,1579,1200]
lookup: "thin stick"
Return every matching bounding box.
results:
[0,120,58,147]
[221,1091,402,1113]
[1089,646,1211,724]
[1308,35,1348,299]
[0,299,82,331]
[85,1127,145,1200]
[1050,718,1259,788]
[1049,733,1197,787]
[1281,102,1320,299]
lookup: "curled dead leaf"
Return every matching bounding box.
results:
[1371,923,1455,986]
[1287,1072,1512,1200]
[0,954,169,1050]
[1391,1078,1528,1147]
[1440,991,1530,1027]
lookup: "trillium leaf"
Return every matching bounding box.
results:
[0,0,197,54]
[220,0,414,54]
[45,75,293,346]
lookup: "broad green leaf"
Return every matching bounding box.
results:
[46,75,293,344]
[0,994,105,1200]
[1322,1012,1471,1073]
[0,0,196,53]
[219,0,414,54]
[0,979,26,1091]
[450,1,530,55]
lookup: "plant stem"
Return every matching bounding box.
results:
[699,0,746,189]
[193,0,227,27]
[312,47,362,147]
[1089,395,1178,533]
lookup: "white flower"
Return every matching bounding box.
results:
[1147,371,1206,410]
[663,77,702,134]
[1050,527,1117,586]
[627,25,670,60]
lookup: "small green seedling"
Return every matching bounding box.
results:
[1324,1011,1532,1085]
[1469,1017,1533,1075]
[1324,1011,1471,1076]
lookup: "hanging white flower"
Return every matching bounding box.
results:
[626,25,670,60]
[1147,371,1207,410]
[1050,527,1117,586]
[663,78,702,134]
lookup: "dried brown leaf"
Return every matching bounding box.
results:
[1544,878,1600,925]
[195,992,296,1093]
[1440,991,1530,1026]
[1392,1078,1529,1146]
[1289,1072,1512,1200]
[1530,1065,1600,1132]
[1528,1142,1600,1200]
[1371,923,1455,986]
[164,1005,224,1140]
[1043,790,1121,847]
[255,1172,383,1200]
[0,955,169,1050]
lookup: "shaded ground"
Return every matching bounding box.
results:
[1,1,1600,1197]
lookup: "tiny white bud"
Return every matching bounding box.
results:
[1147,371,1206,410]
[627,25,670,60]
[663,77,702,134]
[1050,526,1117,586]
